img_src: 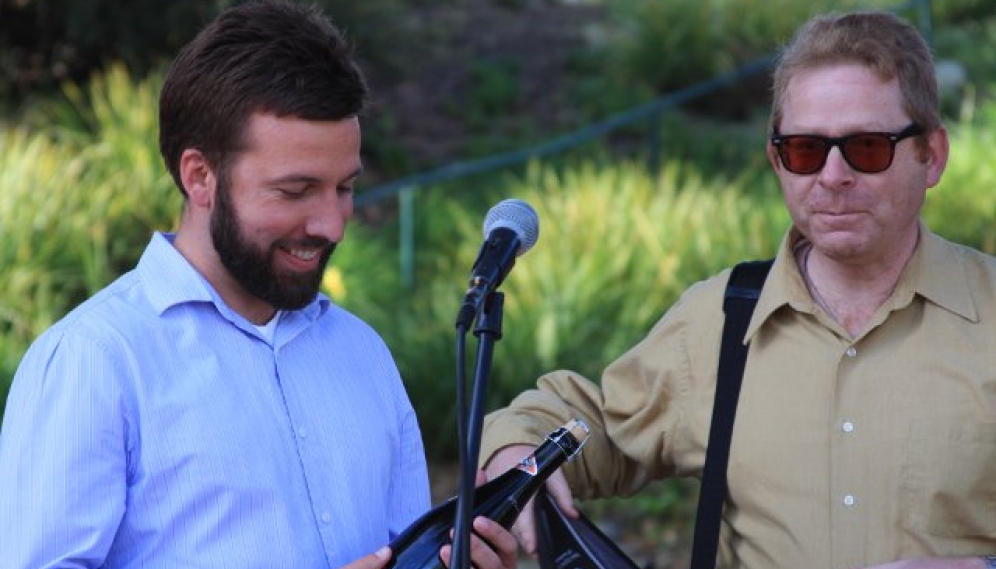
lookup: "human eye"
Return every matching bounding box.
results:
[275,187,304,198]
[849,134,890,150]
[788,136,824,152]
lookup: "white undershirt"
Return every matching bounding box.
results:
[253,311,283,344]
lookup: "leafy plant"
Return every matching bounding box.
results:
[0,65,178,413]
[331,158,790,459]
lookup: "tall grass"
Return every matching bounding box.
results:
[0,65,180,401]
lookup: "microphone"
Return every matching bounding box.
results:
[455,199,540,328]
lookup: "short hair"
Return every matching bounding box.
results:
[770,11,940,134]
[158,0,369,196]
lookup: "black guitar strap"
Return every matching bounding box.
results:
[689,259,773,569]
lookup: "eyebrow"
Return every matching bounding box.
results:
[265,166,364,187]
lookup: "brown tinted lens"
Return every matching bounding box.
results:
[781,137,829,174]
[841,134,893,172]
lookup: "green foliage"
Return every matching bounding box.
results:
[931,0,996,21]
[933,16,996,104]
[330,159,790,458]
[923,97,996,252]
[0,0,421,106]
[0,65,179,407]
[466,59,524,120]
[0,0,214,104]
[582,0,983,119]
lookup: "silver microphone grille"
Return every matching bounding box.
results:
[482,199,540,256]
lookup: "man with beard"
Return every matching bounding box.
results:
[0,2,518,569]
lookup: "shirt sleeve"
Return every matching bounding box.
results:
[0,329,131,569]
[388,401,431,539]
[479,275,728,501]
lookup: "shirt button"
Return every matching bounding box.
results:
[843,494,856,507]
[297,427,309,439]
[321,512,332,524]
[842,421,855,433]
[845,346,857,358]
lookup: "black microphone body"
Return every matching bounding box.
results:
[456,227,522,328]
[455,199,539,329]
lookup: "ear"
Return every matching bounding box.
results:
[766,141,782,172]
[924,127,949,190]
[179,149,217,209]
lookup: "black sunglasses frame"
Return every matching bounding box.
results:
[770,122,925,175]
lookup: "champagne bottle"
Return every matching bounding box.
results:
[387,418,591,569]
[534,488,641,569]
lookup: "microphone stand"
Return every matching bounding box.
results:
[452,291,504,569]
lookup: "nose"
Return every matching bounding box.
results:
[818,145,855,186]
[305,190,352,243]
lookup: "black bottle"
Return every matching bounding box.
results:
[534,488,641,569]
[387,418,591,569]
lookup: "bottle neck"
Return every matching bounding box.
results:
[516,425,585,477]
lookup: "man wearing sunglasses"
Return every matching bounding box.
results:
[479,10,996,569]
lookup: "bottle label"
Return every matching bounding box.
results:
[515,455,538,476]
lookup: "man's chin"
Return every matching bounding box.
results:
[266,275,323,310]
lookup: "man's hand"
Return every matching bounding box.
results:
[440,515,519,569]
[341,546,392,569]
[482,445,577,556]
[345,469,521,569]
[437,468,519,568]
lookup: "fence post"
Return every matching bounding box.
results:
[399,186,416,289]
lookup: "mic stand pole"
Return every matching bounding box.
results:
[452,291,504,569]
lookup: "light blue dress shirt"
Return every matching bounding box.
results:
[0,232,431,568]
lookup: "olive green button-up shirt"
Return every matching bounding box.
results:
[481,226,996,569]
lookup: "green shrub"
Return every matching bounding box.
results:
[601,0,897,94]
[331,158,790,458]
[0,65,179,412]
[923,96,996,251]
[0,0,419,106]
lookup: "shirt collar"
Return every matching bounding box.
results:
[745,223,978,340]
[137,231,331,324]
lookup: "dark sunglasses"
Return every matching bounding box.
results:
[770,122,925,175]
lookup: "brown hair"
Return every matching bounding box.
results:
[158,0,369,197]
[770,11,940,134]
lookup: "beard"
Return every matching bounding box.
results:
[210,179,335,311]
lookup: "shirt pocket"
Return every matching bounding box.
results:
[900,420,996,538]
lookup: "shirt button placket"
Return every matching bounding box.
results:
[836,346,859,513]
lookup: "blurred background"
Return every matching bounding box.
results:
[2,0,995,566]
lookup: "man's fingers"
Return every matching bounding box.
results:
[546,471,579,518]
[440,517,518,569]
[340,546,391,569]
[473,516,519,568]
[512,498,539,556]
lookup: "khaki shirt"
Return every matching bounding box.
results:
[481,226,996,568]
